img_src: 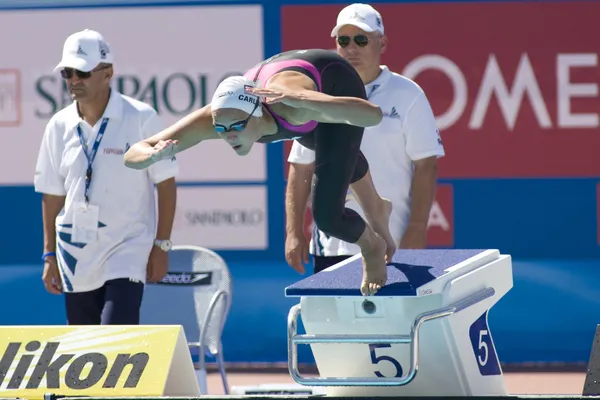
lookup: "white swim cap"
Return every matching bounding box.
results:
[211,76,262,117]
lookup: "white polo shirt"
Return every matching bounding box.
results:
[288,65,445,257]
[34,89,178,293]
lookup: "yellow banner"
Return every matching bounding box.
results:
[0,325,196,399]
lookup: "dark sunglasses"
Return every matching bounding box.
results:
[214,98,261,133]
[337,34,369,48]
[60,65,111,80]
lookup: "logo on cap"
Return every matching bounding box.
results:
[217,91,234,98]
[351,12,366,21]
[99,42,109,59]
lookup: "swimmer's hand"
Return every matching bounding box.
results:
[246,87,306,108]
[151,139,179,162]
[124,139,179,170]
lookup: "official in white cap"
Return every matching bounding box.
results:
[34,29,179,325]
[330,3,386,83]
[330,3,385,38]
[285,3,446,275]
[54,29,114,73]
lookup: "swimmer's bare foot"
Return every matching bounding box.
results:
[360,233,388,296]
[365,198,395,263]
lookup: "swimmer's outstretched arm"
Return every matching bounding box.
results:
[124,104,219,170]
[248,85,383,128]
[302,92,383,127]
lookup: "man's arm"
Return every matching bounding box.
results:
[41,193,66,294]
[35,122,68,293]
[155,178,177,242]
[286,162,314,238]
[285,161,315,273]
[124,104,218,170]
[138,110,179,283]
[35,123,67,255]
[400,90,445,248]
[406,156,438,231]
[42,194,66,254]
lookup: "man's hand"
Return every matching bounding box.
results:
[399,224,428,249]
[42,256,62,294]
[146,247,169,283]
[285,232,310,274]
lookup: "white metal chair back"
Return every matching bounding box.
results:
[170,247,231,345]
[140,245,232,394]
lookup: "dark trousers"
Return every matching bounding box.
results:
[313,255,352,274]
[64,278,144,325]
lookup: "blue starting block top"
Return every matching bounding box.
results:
[285,249,489,297]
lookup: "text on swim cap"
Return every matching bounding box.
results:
[238,94,259,105]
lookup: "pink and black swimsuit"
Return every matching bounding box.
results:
[244,49,370,244]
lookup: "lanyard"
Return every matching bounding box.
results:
[76,118,109,204]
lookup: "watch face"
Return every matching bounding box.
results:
[161,241,172,251]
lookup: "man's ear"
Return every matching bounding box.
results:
[379,34,388,54]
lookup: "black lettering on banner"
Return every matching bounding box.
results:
[138,78,159,113]
[0,341,149,390]
[163,73,193,114]
[65,353,107,389]
[116,75,140,100]
[34,77,72,118]
[0,342,21,387]
[103,353,149,388]
[27,342,73,389]
[8,341,40,389]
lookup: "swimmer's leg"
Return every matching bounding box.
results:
[348,163,396,263]
[310,124,387,296]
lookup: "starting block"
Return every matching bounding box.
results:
[285,249,513,397]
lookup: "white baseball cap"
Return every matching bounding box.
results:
[330,3,384,37]
[53,29,113,73]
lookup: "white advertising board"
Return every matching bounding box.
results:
[0,5,265,185]
[171,185,268,250]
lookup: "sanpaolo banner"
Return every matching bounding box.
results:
[0,5,264,185]
[0,325,200,398]
[282,1,600,179]
[171,186,268,250]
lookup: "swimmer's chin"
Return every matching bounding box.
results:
[233,146,251,156]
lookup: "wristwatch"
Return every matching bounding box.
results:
[154,239,173,252]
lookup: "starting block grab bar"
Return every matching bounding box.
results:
[287,287,496,387]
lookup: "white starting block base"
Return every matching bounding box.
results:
[285,249,513,397]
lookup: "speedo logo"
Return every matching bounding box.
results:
[156,272,212,286]
[0,341,148,390]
